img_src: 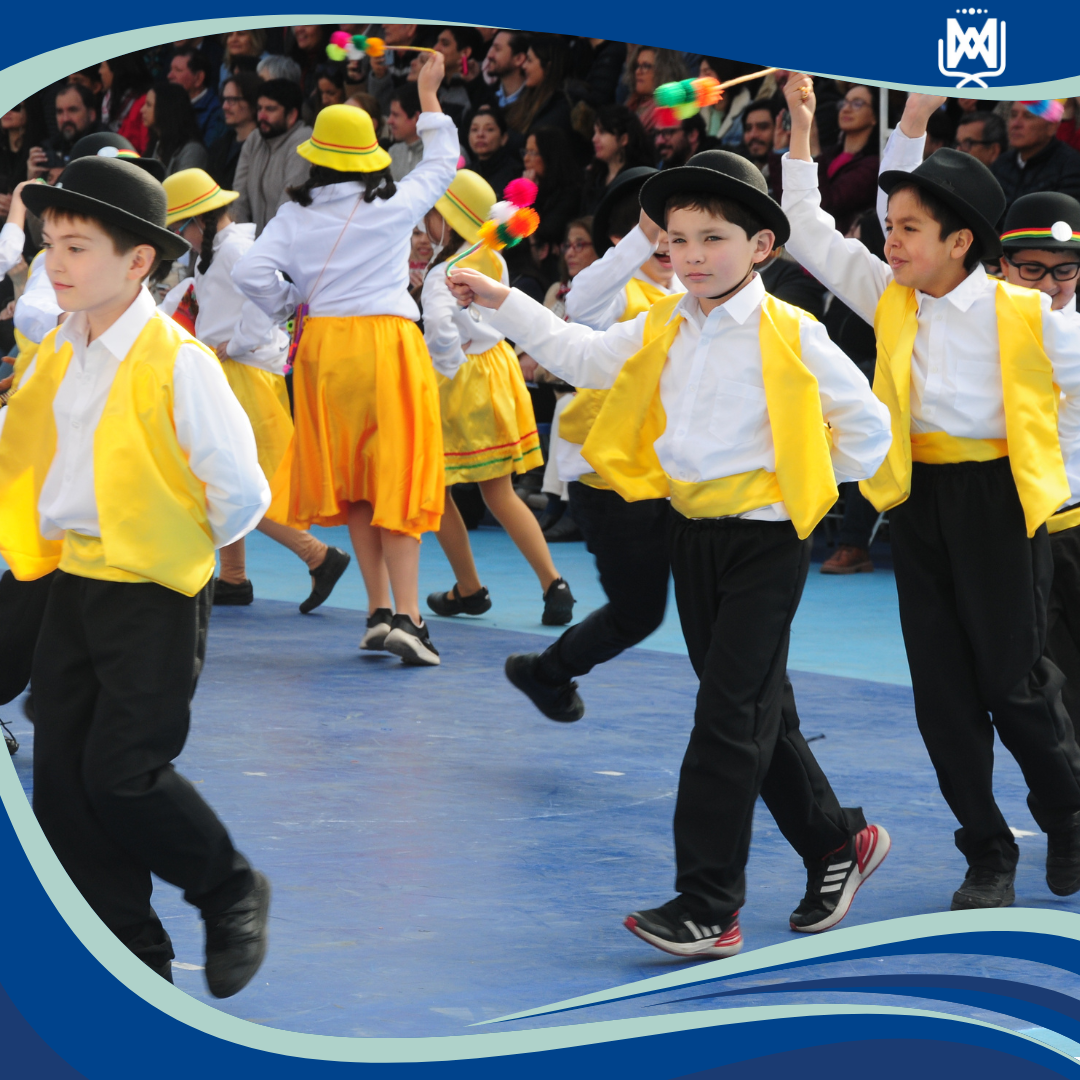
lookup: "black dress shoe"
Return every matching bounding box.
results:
[1047,811,1080,895]
[950,865,1015,910]
[213,578,254,606]
[542,578,575,626]
[299,546,351,614]
[427,584,492,617]
[204,871,271,999]
[543,514,582,542]
[505,653,585,722]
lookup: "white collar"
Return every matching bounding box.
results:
[57,286,156,360]
[676,272,766,327]
[916,262,990,313]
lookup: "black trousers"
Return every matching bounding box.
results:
[0,569,55,706]
[891,458,1080,872]
[1048,524,1080,730]
[537,482,671,683]
[668,513,862,919]
[32,572,253,972]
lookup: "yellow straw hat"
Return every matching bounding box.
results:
[162,169,239,226]
[435,170,497,245]
[296,104,392,173]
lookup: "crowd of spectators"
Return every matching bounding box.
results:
[3,26,1080,551]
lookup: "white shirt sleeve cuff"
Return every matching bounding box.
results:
[416,112,457,136]
[488,288,545,342]
[781,153,821,190]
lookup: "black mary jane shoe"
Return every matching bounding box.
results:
[299,546,351,614]
[427,584,492,617]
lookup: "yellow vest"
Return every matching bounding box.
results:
[0,313,218,595]
[581,291,839,540]
[559,275,671,491]
[860,279,1068,538]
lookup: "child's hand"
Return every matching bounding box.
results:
[783,74,815,162]
[416,51,446,107]
[447,266,510,309]
[214,341,230,361]
[7,179,37,230]
[899,93,949,139]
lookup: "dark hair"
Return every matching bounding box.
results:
[102,54,152,124]
[698,57,769,95]
[229,54,261,78]
[470,103,508,135]
[55,82,97,113]
[195,204,232,274]
[42,206,164,279]
[390,82,422,119]
[888,180,984,269]
[530,126,583,193]
[680,114,707,140]
[957,110,1006,149]
[852,207,886,261]
[438,25,484,58]
[257,77,304,116]
[606,189,642,242]
[664,192,767,240]
[288,163,397,206]
[742,99,779,124]
[173,47,215,90]
[315,62,346,90]
[148,82,204,163]
[506,33,567,134]
[223,71,261,114]
[588,105,654,177]
[926,108,956,146]
[494,30,531,57]
[842,84,880,120]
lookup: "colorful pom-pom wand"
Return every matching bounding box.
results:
[327,31,457,70]
[445,178,541,275]
[653,66,777,129]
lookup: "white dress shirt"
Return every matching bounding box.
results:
[421,252,509,379]
[489,274,892,522]
[558,226,678,482]
[0,222,24,278]
[16,287,269,548]
[13,251,62,345]
[232,113,459,322]
[192,222,288,374]
[782,150,1080,503]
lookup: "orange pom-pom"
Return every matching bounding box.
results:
[514,207,539,237]
[365,36,386,58]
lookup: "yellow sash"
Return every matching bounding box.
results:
[560,275,671,491]
[860,279,1068,537]
[582,291,839,539]
[0,313,218,595]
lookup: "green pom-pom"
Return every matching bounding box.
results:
[352,34,369,49]
[654,82,684,108]
[674,102,698,119]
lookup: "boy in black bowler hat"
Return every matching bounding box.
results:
[451,149,893,958]
[0,155,272,996]
[783,77,1080,910]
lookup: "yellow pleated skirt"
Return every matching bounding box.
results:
[220,358,293,484]
[438,340,542,486]
[266,315,444,539]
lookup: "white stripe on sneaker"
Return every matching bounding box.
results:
[819,883,843,893]
[683,920,703,940]
[827,861,853,871]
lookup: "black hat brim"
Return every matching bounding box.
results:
[592,166,658,256]
[640,166,790,247]
[880,169,1003,260]
[22,183,189,261]
[126,157,166,183]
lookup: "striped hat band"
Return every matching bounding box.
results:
[1001,224,1080,244]
[443,189,486,228]
[169,183,227,217]
[309,135,381,156]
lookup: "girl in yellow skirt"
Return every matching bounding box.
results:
[160,168,352,612]
[233,53,456,666]
[420,170,575,626]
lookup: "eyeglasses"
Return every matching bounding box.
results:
[840,98,871,110]
[955,137,994,151]
[562,240,594,253]
[634,62,655,72]
[1003,256,1080,282]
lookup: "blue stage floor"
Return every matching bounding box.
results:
[4,527,1079,1045]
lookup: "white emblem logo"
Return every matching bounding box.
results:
[938,13,1006,87]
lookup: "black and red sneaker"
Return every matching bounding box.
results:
[789,823,891,933]
[624,897,742,959]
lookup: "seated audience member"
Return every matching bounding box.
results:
[655,114,706,169]
[1060,99,1080,152]
[142,83,208,177]
[739,100,783,198]
[625,47,687,133]
[485,30,529,110]
[992,100,1080,208]
[28,83,100,179]
[168,47,226,147]
[433,25,489,130]
[696,56,767,144]
[257,55,303,84]
[467,105,522,197]
[99,53,153,154]
[523,127,584,246]
[580,104,653,213]
[221,30,269,87]
[506,34,573,139]
[1,102,46,219]
[289,25,333,96]
[565,38,627,109]
[209,73,259,189]
[232,77,311,235]
[314,62,347,112]
[954,109,1006,166]
[387,83,423,181]
[923,107,956,157]
[816,83,879,234]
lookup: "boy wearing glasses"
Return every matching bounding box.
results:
[783,78,1080,911]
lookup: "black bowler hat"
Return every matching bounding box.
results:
[22,156,189,261]
[880,147,1005,259]
[640,149,790,246]
[1000,191,1080,252]
[70,131,167,183]
[592,166,657,256]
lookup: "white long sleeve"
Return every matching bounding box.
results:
[564,226,658,330]
[0,222,24,278]
[875,128,926,237]
[14,252,63,345]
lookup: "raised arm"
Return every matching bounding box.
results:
[565,216,658,329]
[14,252,62,345]
[874,94,944,234]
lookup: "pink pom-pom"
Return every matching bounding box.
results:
[504,177,538,208]
[330,30,352,48]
